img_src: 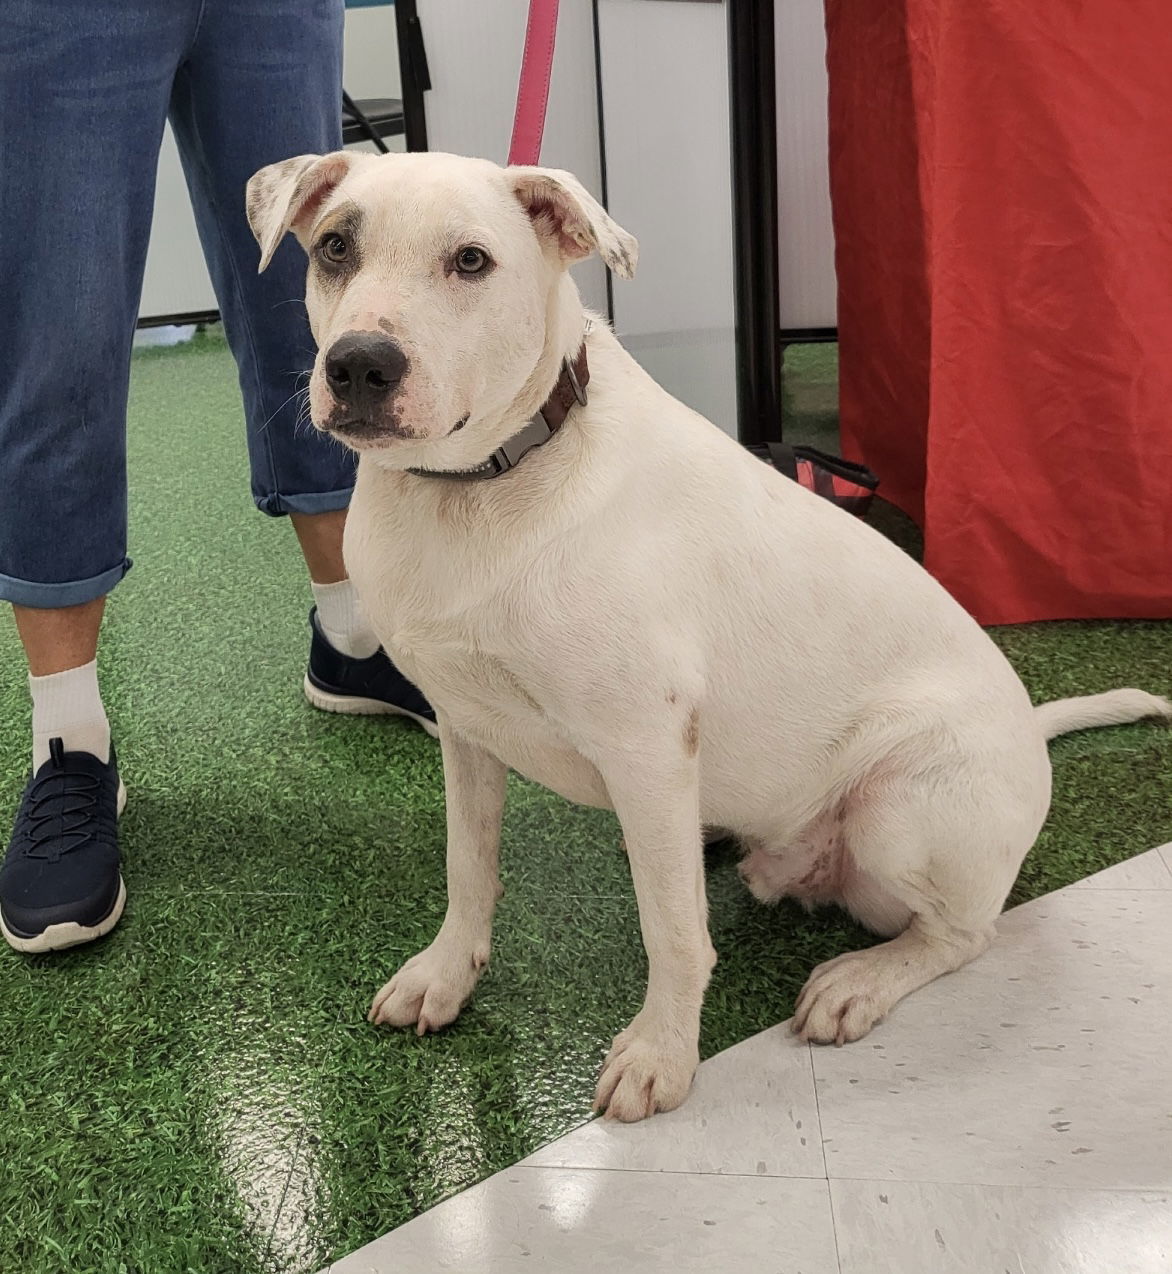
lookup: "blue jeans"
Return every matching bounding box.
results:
[0,0,355,608]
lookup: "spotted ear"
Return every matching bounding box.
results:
[508,166,638,279]
[246,151,356,272]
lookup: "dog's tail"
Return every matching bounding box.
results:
[1035,689,1172,741]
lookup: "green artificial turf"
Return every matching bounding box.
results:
[0,333,1169,1273]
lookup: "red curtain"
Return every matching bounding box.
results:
[825,0,1172,624]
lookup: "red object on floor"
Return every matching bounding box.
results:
[824,0,1172,624]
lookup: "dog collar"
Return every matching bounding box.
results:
[407,339,590,481]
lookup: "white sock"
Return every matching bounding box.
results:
[30,660,111,770]
[311,578,381,659]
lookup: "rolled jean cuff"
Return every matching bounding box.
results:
[0,558,132,609]
[256,486,354,517]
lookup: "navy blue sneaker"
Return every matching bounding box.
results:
[1,738,126,954]
[304,608,438,736]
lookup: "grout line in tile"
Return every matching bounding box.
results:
[1147,844,1172,880]
[1075,872,1172,882]
[807,1033,832,1181]
[1074,883,1172,891]
[511,1160,1172,1192]
[1018,844,1172,896]
[823,1174,846,1274]
[824,1176,1172,1196]
[1072,845,1172,888]
[511,1163,833,1183]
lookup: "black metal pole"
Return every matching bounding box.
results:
[394,0,430,152]
[591,0,615,324]
[727,0,782,445]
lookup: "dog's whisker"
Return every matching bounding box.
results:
[258,385,311,435]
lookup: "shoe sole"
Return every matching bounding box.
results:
[1,779,129,955]
[302,673,439,738]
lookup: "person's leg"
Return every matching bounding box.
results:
[170,0,434,727]
[290,507,380,658]
[13,602,108,770]
[166,0,357,547]
[168,0,379,657]
[13,603,105,680]
[0,0,191,950]
[289,509,347,586]
[0,0,190,656]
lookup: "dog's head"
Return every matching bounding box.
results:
[246,151,637,462]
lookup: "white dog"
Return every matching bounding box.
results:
[247,151,1170,1122]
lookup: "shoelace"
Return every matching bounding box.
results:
[22,743,105,862]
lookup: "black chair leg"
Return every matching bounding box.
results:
[342,90,391,154]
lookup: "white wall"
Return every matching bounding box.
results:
[598,0,738,434]
[596,0,836,429]
[140,132,218,320]
[139,0,838,349]
[412,0,608,315]
[776,0,836,330]
[343,3,401,99]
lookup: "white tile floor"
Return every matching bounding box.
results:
[324,847,1172,1274]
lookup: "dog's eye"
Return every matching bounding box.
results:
[320,233,348,264]
[455,246,490,275]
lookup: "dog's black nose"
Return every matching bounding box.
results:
[324,332,408,409]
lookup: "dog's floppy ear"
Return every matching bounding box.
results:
[508,166,638,279]
[246,151,356,272]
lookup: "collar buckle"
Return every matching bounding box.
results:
[564,354,588,407]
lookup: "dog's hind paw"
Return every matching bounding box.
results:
[791,949,890,1046]
[368,938,489,1034]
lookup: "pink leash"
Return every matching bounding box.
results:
[507,0,560,166]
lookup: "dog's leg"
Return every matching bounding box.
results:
[592,745,715,1122]
[792,916,994,1046]
[369,728,507,1033]
[791,766,1040,1045]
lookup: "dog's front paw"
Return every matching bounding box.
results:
[592,1015,699,1122]
[368,939,489,1034]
